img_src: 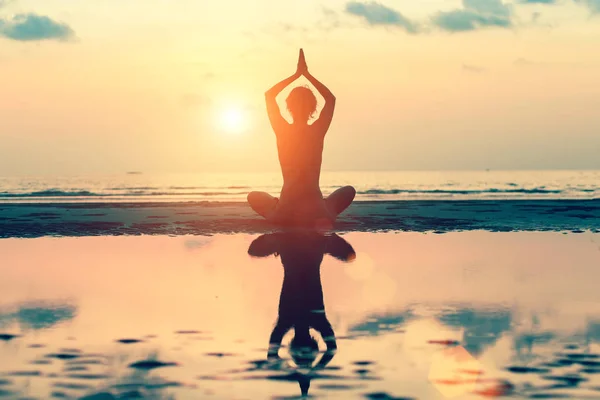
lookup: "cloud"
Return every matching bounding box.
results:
[345,1,419,33]
[513,57,585,68]
[464,0,512,16]
[438,308,512,356]
[0,13,75,41]
[348,310,414,335]
[0,301,77,331]
[518,0,557,3]
[462,64,487,73]
[262,0,577,39]
[514,57,538,66]
[316,7,342,32]
[257,9,344,46]
[184,238,212,250]
[259,22,311,42]
[575,0,600,13]
[432,0,513,32]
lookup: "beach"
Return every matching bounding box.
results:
[1,200,599,238]
[1,170,599,399]
[1,229,600,399]
[3,0,600,397]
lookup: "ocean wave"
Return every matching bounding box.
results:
[107,187,160,191]
[167,186,251,190]
[0,187,597,199]
[0,190,102,198]
[0,190,250,198]
[358,188,567,195]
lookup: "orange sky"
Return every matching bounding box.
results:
[1,0,600,174]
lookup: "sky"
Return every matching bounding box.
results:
[1,0,599,175]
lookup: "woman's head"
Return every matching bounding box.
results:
[286,86,317,123]
[289,332,320,368]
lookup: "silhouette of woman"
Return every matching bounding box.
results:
[248,230,356,396]
[247,49,356,227]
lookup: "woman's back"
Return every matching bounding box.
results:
[277,126,325,198]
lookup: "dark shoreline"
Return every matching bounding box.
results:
[2,198,600,206]
[1,199,599,238]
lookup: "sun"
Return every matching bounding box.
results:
[217,106,247,134]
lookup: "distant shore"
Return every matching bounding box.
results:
[1,199,599,238]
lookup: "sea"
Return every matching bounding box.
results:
[0,170,598,203]
[2,172,600,399]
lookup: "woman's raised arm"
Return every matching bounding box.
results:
[304,70,336,134]
[265,71,300,134]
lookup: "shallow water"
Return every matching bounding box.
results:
[1,232,600,399]
[1,170,599,202]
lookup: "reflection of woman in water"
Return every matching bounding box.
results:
[248,231,356,396]
[247,49,356,227]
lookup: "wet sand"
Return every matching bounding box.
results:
[1,231,599,399]
[1,199,599,238]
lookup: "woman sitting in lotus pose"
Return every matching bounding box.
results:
[247,49,356,227]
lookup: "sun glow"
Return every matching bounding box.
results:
[216,106,247,134]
